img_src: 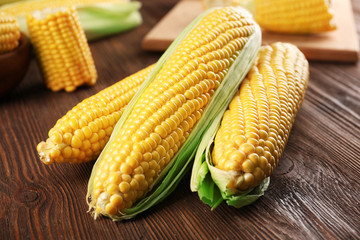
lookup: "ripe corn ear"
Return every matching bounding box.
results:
[254,0,336,34]
[0,12,21,53]
[213,42,309,190]
[27,7,97,92]
[37,65,153,164]
[87,6,261,220]
[191,42,309,208]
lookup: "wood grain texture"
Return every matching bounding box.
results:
[0,0,359,239]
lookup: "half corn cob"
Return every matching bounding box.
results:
[0,12,20,53]
[87,6,261,220]
[191,42,309,208]
[27,7,97,92]
[254,0,336,34]
[37,65,153,164]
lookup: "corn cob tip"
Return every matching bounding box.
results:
[37,140,65,165]
[86,196,100,220]
[87,190,115,220]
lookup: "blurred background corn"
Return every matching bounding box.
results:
[202,0,253,12]
[37,65,153,164]
[0,12,20,53]
[212,42,309,191]
[0,0,128,16]
[0,0,20,6]
[254,0,336,34]
[202,0,244,9]
[88,7,258,218]
[27,7,97,92]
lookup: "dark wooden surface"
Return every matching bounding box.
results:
[1,0,359,239]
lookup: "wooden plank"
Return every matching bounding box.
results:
[141,0,203,51]
[1,0,360,239]
[142,0,359,62]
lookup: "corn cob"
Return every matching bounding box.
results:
[37,65,153,164]
[254,0,336,34]
[202,0,253,12]
[0,12,20,53]
[0,0,127,17]
[191,42,309,208]
[213,42,309,190]
[27,7,97,92]
[87,7,261,220]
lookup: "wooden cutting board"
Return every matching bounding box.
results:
[142,0,359,62]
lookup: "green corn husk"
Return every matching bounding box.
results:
[77,2,142,40]
[87,7,261,220]
[0,1,142,41]
[190,110,269,209]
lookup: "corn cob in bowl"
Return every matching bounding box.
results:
[0,12,31,96]
[86,6,261,220]
[0,12,21,53]
[190,42,309,208]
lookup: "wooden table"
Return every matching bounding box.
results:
[1,0,359,239]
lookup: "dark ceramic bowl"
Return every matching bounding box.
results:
[0,33,31,97]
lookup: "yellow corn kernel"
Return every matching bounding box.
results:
[0,0,128,17]
[0,12,20,53]
[254,0,336,34]
[37,64,154,165]
[90,7,258,218]
[212,42,309,190]
[27,7,97,92]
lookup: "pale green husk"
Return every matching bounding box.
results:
[77,2,142,40]
[190,111,270,209]
[1,1,142,41]
[87,7,261,220]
